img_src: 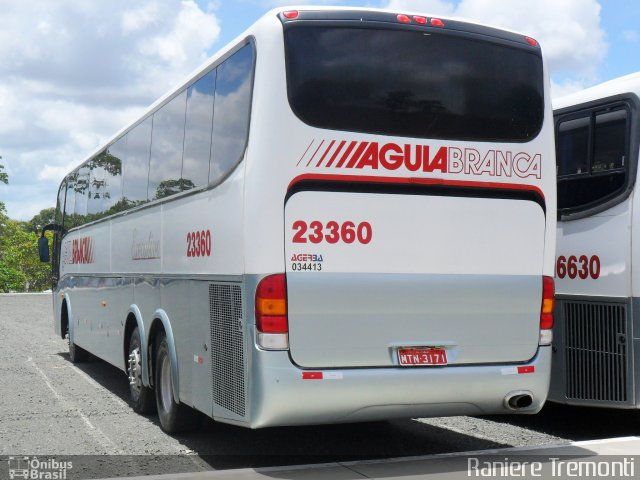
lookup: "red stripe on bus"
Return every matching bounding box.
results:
[316,140,336,167]
[334,141,358,168]
[295,139,315,167]
[325,140,346,168]
[288,173,545,200]
[346,141,370,168]
[306,140,325,167]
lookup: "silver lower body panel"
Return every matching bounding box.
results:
[245,345,551,428]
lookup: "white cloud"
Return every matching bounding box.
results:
[383,0,607,80]
[622,30,639,43]
[121,3,160,35]
[0,0,220,220]
[138,1,220,65]
[258,0,335,5]
[385,0,455,15]
[550,79,588,99]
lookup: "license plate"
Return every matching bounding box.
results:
[398,348,448,366]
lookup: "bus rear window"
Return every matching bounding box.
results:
[284,25,543,142]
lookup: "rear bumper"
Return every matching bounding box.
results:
[246,345,551,428]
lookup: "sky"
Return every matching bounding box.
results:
[0,0,638,221]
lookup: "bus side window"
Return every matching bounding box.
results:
[87,149,122,221]
[593,109,627,172]
[149,90,188,200]
[557,116,589,176]
[73,166,90,227]
[106,136,127,215]
[183,70,216,190]
[51,182,67,282]
[210,43,254,185]
[87,153,107,220]
[63,177,75,230]
[557,106,629,213]
[122,116,153,207]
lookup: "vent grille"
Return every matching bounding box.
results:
[209,283,246,417]
[563,301,628,403]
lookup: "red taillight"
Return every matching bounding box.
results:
[525,36,538,47]
[540,276,555,330]
[258,315,288,334]
[283,10,299,19]
[413,15,427,24]
[256,274,288,334]
[430,18,445,27]
[397,14,411,23]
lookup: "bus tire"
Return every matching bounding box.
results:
[154,333,196,433]
[127,327,155,414]
[68,334,89,363]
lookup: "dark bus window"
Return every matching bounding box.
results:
[63,178,75,230]
[593,109,627,173]
[53,182,66,282]
[122,116,152,207]
[557,116,589,176]
[55,182,65,227]
[87,154,107,218]
[284,26,543,142]
[73,166,90,227]
[210,43,254,184]
[556,105,629,213]
[183,70,216,190]
[106,137,127,215]
[87,149,122,219]
[149,90,187,200]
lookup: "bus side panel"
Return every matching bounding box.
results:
[162,173,245,277]
[161,168,246,419]
[111,208,163,370]
[633,185,640,407]
[551,198,634,406]
[556,198,632,299]
[634,297,640,407]
[61,222,123,365]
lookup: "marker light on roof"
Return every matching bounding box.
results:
[283,10,299,19]
[397,14,411,23]
[413,16,427,24]
[525,36,538,47]
[430,18,445,27]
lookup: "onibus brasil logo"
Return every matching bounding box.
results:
[7,456,72,480]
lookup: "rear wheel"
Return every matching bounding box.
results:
[127,327,155,414]
[67,330,89,363]
[154,333,197,433]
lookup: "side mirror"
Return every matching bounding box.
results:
[38,235,50,262]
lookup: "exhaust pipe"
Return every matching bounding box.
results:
[504,390,534,411]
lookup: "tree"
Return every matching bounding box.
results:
[0,157,7,215]
[0,166,55,291]
[0,218,27,293]
[27,207,56,234]
[0,156,7,185]
[0,218,53,292]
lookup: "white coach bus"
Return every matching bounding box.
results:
[39,7,557,433]
[551,73,640,409]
